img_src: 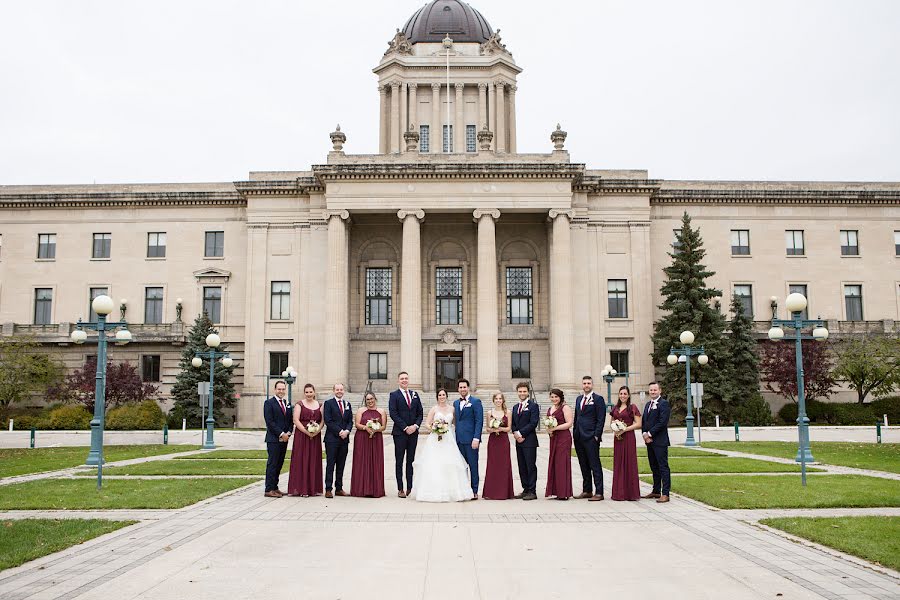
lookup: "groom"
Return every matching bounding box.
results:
[454,379,483,500]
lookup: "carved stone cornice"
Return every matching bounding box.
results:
[397,209,425,221]
[472,208,500,222]
[234,178,322,197]
[652,188,900,206]
[0,190,245,209]
[313,163,584,182]
[574,177,661,195]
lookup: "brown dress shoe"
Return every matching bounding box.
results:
[589,495,604,501]
[264,490,281,498]
[335,490,348,497]
[656,495,670,503]
[325,491,333,499]
[398,490,407,498]
[274,489,285,497]
[577,492,593,499]
[642,492,661,499]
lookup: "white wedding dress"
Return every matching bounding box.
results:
[410,408,473,502]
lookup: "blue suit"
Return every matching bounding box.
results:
[322,396,353,492]
[573,391,605,496]
[454,396,483,495]
[511,399,540,494]
[263,395,292,493]
[642,396,671,495]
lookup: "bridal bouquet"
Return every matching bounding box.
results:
[306,422,321,435]
[366,419,382,437]
[542,415,558,436]
[432,415,450,440]
[489,417,502,434]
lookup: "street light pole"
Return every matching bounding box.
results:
[599,365,636,414]
[191,333,233,450]
[281,367,298,409]
[667,331,709,447]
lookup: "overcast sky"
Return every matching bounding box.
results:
[1,0,898,185]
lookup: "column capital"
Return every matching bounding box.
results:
[455,82,464,91]
[325,209,350,221]
[397,209,425,221]
[378,84,387,94]
[431,82,442,92]
[473,208,501,222]
[494,79,507,89]
[548,209,575,221]
[408,82,417,91]
[509,84,518,94]
[478,82,488,91]
[390,81,401,90]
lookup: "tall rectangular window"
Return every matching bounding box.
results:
[607,279,628,318]
[37,233,56,259]
[34,288,52,324]
[442,124,453,152]
[786,230,805,256]
[894,231,899,256]
[733,284,753,317]
[205,231,224,257]
[844,285,863,321]
[435,267,462,325]
[420,125,430,152]
[511,352,531,379]
[610,350,629,374]
[141,355,161,382]
[144,287,163,324]
[368,352,388,380]
[269,352,289,377]
[270,281,290,320]
[840,230,859,256]
[506,267,533,324]
[203,286,222,323]
[466,124,476,152]
[89,287,108,322]
[365,268,392,325]
[730,229,750,255]
[672,229,683,254]
[92,233,111,259]
[147,232,167,258]
[788,284,809,320]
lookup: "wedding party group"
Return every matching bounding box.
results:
[262,373,673,503]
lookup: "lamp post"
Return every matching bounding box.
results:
[191,333,233,450]
[768,293,829,486]
[70,295,132,488]
[667,331,708,447]
[599,365,635,413]
[281,366,298,409]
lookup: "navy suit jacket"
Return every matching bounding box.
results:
[263,396,292,444]
[454,396,483,443]
[388,389,424,436]
[511,399,540,448]
[641,396,671,447]
[574,391,605,442]
[323,396,353,444]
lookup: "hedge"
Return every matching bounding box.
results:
[105,400,166,430]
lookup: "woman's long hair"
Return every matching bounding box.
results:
[492,392,507,413]
[615,385,632,411]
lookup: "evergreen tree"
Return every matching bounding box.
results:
[726,294,772,425]
[651,212,732,423]
[170,313,235,427]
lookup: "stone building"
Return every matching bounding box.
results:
[1,0,898,426]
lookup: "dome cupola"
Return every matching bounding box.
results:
[402,0,494,44]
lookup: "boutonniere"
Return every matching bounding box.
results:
[584,398,594,406]
[520,405,529,412]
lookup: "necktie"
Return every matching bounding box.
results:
[405,390,411,408]
[338,399,344,415]
[278,399,285,415]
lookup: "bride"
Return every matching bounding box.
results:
[410,388,473,502]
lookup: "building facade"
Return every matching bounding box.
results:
[1,1,898,426]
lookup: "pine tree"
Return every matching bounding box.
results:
[726,294,772,425]
[651,212,731,423]
[170,313,235,427]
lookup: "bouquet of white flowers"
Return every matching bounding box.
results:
[306,422,321,435]
[489,417,502,434]
[432,415,450,440]
[542,415,558,436]
[610,420,627,433]
[366,419,382,437]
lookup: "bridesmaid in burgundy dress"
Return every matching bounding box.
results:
[544,388,574,500]
[287,383,324,497]
[611,385,642,501]
[350,391,387,498]
[482,392,514,500]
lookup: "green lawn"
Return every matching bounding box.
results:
[647,474,900,509]
[0,519,135,571]
[703,442,900,474]
[761,516,900,571]
[0,478,258,510]
[179,450,286,460]
[0,446,199,479]
[96,459,280,476]
[632,457,823,474]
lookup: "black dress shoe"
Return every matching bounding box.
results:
[522,492,537,501]
[514,492,525,499]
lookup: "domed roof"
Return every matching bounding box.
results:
[402,0,494,44]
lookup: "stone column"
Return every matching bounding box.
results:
[409,83,418,138]
[400,83,408,147]
[495,81,506,153]
[454,83,464,153]
[324,211,351,386]
[478,83,488,133]
[378,85,388,154]
[390,81,401,154]
[431,83,441,153]
[398,209,425,388]
[630,222,653,390]
[508,84,517,154]
[548,209,575,390]
[474,209,501,391]
[487,83,496,150]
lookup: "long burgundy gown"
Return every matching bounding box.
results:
[544,405,573,499]
[611,403,641,501]
[482,415,514,500]
[287,404,323,496]
[350,408,385,498]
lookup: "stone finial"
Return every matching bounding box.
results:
[551,124,567,151]
[403,125,420,153]
[330,124,346,152]
[477,125,494,152]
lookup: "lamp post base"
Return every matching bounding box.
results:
[202,441,216,450]
[794,447,815,463]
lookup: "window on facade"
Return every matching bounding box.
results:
[419,125,430,152]
[506,267,533,324]
[34,288,52,324]
[89,287,108,322]
[840,230,859,256]
[147,232,166,258]
[204,231,224,257]
[141,355,161,382]
[466,125,476,152]
[37,233,56,259]
[672,229,683,254]
[730,230,750,255]
[511,352,531,379]
[442,124,453,153]
[368,352,388,379]
[435,267,462,325]
[92,233,111,259]
[144,287,163,324]
[203,286,222,323]
[607,280,628,318]
[733,284,753,317]
[270,281,290,320]
[269,352,289,377]
[365,268,392,325]
[610,350,629,374]
[844,285,863,321]
[786,230,805,256]
[894,231,899,256]
[788,284,809,320]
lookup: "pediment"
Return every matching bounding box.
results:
[193,267,232,279]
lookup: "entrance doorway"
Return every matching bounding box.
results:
[435,351,463,393]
